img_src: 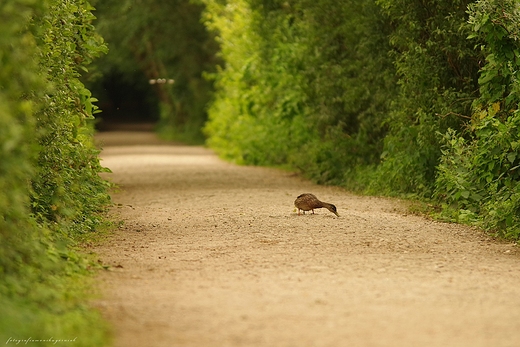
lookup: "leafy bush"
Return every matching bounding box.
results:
[203,0,393,189]
[436,116,520,237]
[368,0,480,197]
[435,0,520,239]
[202,0,481,197]
[0,0,111,343]
[31,0,110,235]
[203,0,311,165]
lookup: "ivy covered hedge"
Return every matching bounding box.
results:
[202,0,520,239]
[0,0,110,344]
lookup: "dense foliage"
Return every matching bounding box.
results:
[369,0,480,196]
[0,0,110,344]
[435,0,520,237]
[91,0,219,143]
[203,0,395,188]
[202,0,520,239]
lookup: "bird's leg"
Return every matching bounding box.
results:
[312,209,315,214]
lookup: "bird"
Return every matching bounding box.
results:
[294,193,339,217]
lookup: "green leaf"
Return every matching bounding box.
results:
[478,70,497,84]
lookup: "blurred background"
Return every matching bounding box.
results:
[87,0,219,142]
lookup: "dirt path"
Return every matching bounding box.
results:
[94,131,520,347]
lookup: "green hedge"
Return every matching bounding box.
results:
[368,0,479,197]
[203,0,394,189]
[434,0,520,238]
[202,0,520,239]
[0,0,111,344]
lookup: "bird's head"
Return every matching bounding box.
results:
[328,204,339,217]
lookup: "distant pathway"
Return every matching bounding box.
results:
[94,131,520,347]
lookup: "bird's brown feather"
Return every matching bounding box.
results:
[294,193,339,216]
